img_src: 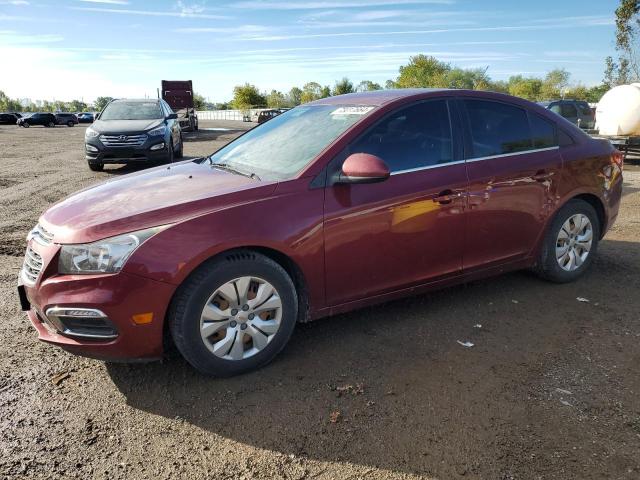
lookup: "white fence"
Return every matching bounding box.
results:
[196,109,269,122]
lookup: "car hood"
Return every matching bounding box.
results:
[41,160,276,244]
[91,118,164,133]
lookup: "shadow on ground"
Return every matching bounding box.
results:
[107,239,640,478]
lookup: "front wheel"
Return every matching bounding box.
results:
[67,121,74,127]
[168,251,298,376]
[46,121,55,128]
[22,122,30,128]
[175,135,183,159]
[88,161,104,172]
[535,199,600,283]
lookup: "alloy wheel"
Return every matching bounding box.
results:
[199,276,282,361]
[556,213,593,271]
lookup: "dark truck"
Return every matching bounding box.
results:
[161,80,199,132]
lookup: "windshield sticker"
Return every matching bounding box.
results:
[331,106,375,116]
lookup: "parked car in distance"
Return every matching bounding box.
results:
[0,112,20,125]
[18,89,623,376]
[17,112,57,128]
[77,112,94,123]
[55,113,79,127]
[84,98,183,171]
[257,109,282,124]
[540,99,595,129]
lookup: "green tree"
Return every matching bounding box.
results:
[385,79,397,89]
[333,77,354,96]
[446,67,491,89]
[320,85,331,98]
[301,82,323,103]
[507,75,543,101]
[541,69,571,99]
[356,80,382,92]
[395,55,450,88]
[287,87,302,106]
[266,89,286,108]
[94,96,114,112]
[231,83,266,109]
[193,93,206,110]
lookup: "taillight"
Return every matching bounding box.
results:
[611,149,624,170]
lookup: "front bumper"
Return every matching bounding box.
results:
[19,239,176,361]
[85,135,169,164]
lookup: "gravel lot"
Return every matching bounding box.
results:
[1,122,639,480]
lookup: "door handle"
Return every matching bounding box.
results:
[532,170,553,182]
[433,190,463,204]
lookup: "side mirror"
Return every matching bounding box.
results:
[166,113,178,120]
[336,153,390,184]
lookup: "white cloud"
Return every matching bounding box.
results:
[175,0,205,15]
[0,1,30,5]
[231,0,454,9]
[77,0,129,5]
[70,6,229,19]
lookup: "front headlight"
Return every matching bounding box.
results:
[85,127,99,139]
[58,226,166,275]
[148,125,166,137]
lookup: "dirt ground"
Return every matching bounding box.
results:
[0,121,639,480]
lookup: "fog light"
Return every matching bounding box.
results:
[45,307,118,339]
[150,142,165,151]
[86,144,98,153]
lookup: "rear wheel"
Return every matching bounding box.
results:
[46,121,55,128]
[88,161,104,172]
[67,121,74,127]
[168,251,298,376]
[536,199,600,283]
[22,122,30,128]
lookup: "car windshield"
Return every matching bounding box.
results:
[100,101,163,121]
[204,104,374,181]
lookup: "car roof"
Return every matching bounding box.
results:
[111,98,160,103]
[310,89,450,106]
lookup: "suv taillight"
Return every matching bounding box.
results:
[611,149,624,170]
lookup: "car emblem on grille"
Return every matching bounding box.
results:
[118,135,127,141]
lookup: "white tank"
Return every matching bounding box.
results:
[596,84,640,136]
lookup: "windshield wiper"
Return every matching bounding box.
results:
[208,161,261,181]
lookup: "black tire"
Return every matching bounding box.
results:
[535,199,600,283]
[168,250,298,376]
[88,161,104,172]
[47,121,55,128]
[175,135,183,159]
[194,119,198,131]
[67,121,74,127]
[166,137,174,163]
[22,122,30,128]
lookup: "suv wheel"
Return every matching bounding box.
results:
[166,137,174,163]
[536,199,600,283]
[22,122,30,128]
[168,250,298,376]
[88,161,104,172]
[46,121,55,128]
[67,121,74,127]
[175,135,184,159]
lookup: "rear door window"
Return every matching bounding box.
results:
[350,99,453,172]
[463,99,532,158]
[528,113,558,149]
[560,103,578,117]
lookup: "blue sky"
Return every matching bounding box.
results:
[0,0,619,103]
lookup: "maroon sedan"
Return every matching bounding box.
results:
[18,89,623,376]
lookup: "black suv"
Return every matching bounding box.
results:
[539,100,595,129]
[55,113,79,127]
[84,99,183,171]
[17,113,57,128]
[0,113,20,125]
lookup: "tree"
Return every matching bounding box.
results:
[395,55,450,88]
[94,96,114,112]
[193,93,206,110]
[287,87,302,106]
[320,85,331,98]
[301,82,323,103]
[333,77,354,96]
[231,83,266,109]
[266,89,286,108]
[356,80,382,92]
[507,75,543,101]
[385,79,397,89]
[541,69,571,99]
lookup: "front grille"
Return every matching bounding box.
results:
[22,245,43,284]
[28,223,54,246]
[99,134,147,147]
